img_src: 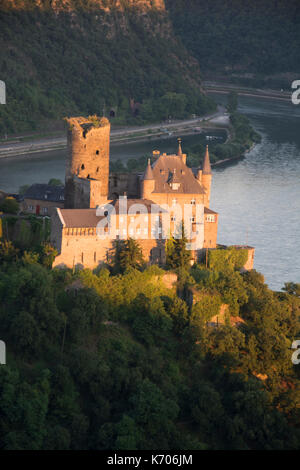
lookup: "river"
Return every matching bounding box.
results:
[0,94,299,290]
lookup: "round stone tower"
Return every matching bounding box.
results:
[64,116,110,208]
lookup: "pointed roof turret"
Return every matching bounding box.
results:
[202,145,212,175]
[143,158,154,180]
[177,138,183,156]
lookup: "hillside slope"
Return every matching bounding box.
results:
[0,0,214,134]
[166,0,300,88]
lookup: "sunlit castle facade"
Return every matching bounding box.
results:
[50,116,222,269]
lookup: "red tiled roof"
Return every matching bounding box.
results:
[204,207,218,215]
[60,209,104,228]
[151,155,205,194]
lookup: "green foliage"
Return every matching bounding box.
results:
[112,238,145,274]
[0,197,19,215]
[48,178,63,186]
[166,224,191,272]
[227,91,238,114]
[0,5,214,134]
[0,239,300,449]
[167,0,300,80]
[207,247,249,272]
[190,290,222,325]
[19,185,30,195]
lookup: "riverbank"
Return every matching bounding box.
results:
[204,81,291,102]
[0,108,227,159]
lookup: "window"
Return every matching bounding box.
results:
[190,216,195,222]
[171,216,176,222]
[81,253,84,263]
[81,164,85,170]
[96,150,99,155]
[130,216,135,223]
[206,215,215,223]
[42,207,48,214]
[191,199,196,205]
[172,199,177,206]
[94,252,96,262]
[28,205,34,211]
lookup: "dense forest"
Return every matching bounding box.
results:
[166,0,300,88]
[0,0,214,134]
[0,232,300,450]
[1,0,298,134]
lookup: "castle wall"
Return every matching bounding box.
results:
[242,247,255,271]
[50,209,64,253]
[52,230,165,270]
[109,172,141,199]
[204,213,218,248]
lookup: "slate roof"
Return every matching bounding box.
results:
[24,184,65,202]
[151,155,205,194]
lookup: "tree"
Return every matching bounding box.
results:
[0,240,19,263]
[19,185,30,195]
[0,197,19,215]
[37,243,58,268]
[227,91,238,114]
[283,282,300,297]
[113,238,145,273]
[48,178,63,186]
[166,224,191,271]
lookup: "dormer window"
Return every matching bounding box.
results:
[171,182,180,190]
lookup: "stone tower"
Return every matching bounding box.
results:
[64,116,110,208]
[202,145,212,207]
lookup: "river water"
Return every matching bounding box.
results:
[0,94,299,290]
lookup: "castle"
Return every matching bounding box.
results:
[50,115,253,270]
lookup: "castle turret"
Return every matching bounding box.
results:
[64,116,110,208]
[177,138,186,164]
[141,158,155,199]
[202,145,212,206]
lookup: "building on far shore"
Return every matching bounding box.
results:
[22,184,64,216]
